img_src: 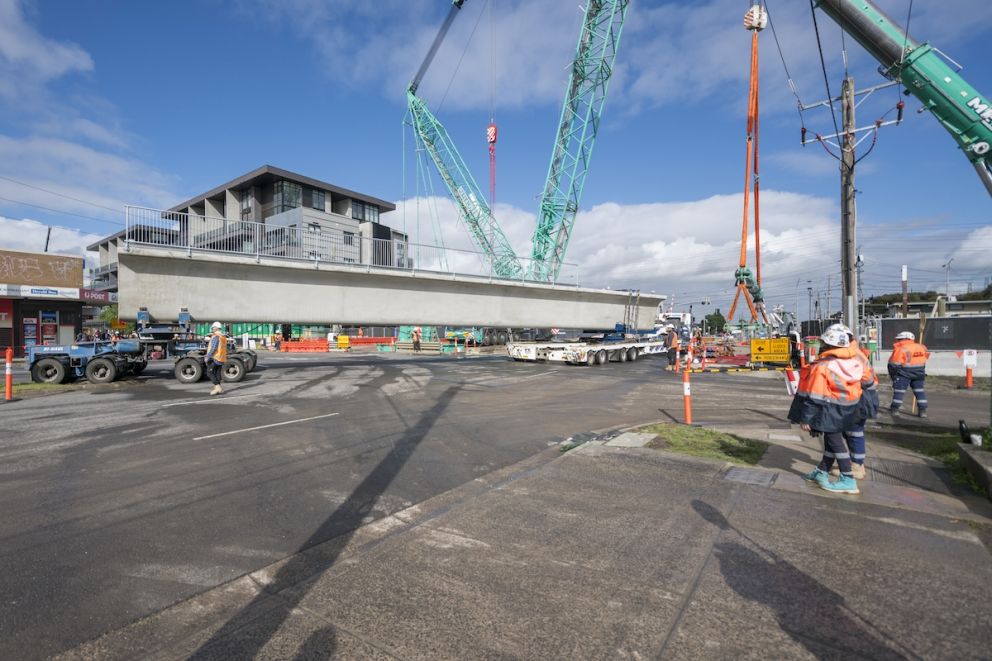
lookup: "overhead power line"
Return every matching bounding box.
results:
[0,174,122,214]
[0,195,123,227]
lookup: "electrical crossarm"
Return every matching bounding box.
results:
[407,0,524,279]
[815,0,992,197]
[530,0,630,282]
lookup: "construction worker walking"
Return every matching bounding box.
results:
[665,326,680,371]
[827,324,878,480]
[887,331,930,418]
[788,327,864,495]
[205,321,228,396]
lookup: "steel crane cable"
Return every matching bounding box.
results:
[436,0,488,113]
[808,0,841,142]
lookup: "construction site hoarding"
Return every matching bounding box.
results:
[0,249,84,289]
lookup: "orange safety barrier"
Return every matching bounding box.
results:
[281,339,330,352]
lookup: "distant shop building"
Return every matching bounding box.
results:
[0,248,95,356]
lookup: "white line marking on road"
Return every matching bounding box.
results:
[193,412,340,441]
[161,394,264,408]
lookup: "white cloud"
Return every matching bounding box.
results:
[0,0,92,87]
[0,0,178,234]
[949,226,992,272]
[0,215,100,270]
[392,190,842,305]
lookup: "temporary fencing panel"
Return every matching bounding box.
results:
[879,316,991,351]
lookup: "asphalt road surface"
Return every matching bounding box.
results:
[1,351,680,658]
[2,351,986,658]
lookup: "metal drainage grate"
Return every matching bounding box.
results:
[722,467,776,486]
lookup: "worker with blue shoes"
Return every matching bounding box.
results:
[788,327,865,495]
[824,324,878,481]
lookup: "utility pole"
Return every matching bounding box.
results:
[901,265,908,317]
[942,258,954,297]
[840,77,858,337]
[826,275,831,321]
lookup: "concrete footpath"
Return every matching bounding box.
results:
[57,425,992,660]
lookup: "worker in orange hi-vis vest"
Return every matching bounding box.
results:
[887,331,930,418]
[665,326,680,372]
[788,327,864,495]
[825,324,878,481]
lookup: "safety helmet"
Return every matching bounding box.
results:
[211,321,223,330]
[827,323,853,337]
[819,327,850,348]
[895,331,915,341]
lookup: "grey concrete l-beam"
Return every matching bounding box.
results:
[118,246,664,329]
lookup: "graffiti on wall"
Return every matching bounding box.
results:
[0,250,84,288]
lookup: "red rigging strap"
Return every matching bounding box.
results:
[488,122,497,209]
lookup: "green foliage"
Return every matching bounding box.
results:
[96,304,134,334]
[98,303,118,326]
[704,309,727,333]
[640,423,768,465]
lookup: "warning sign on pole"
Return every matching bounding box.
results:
[962,349,978,368]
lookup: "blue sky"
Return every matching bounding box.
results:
[0,0,990,321]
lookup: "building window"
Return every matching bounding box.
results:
[240,190,253,219]
[308,223,321,233]
[343,231,355,246]
[273,180,302,214]
[352,202,379,223]
[311,189,325,210]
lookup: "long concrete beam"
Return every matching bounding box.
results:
[118,245,664,329]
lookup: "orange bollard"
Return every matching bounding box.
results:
[682,366,692,424]
[5,347,12,401]
[966,366,974,390]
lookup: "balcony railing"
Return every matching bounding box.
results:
[124,205,579,286]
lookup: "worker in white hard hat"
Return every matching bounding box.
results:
[888,330,930,418]
[205,321,228,396]
[826,323,878,480]
[787,326,864,495]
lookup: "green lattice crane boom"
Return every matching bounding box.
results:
[530,0,630,281]
[407,91,523,278]
[815,0,992,196]
[407,0,523,279]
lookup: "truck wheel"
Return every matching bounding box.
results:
[585,351,596,366]
[497,332,508,345]
[618,348,628,362]
[132,360,148,375]
[626,347,638,362]
[596,350,607,365]
[240,352,256,372]
[174,357,203,384]
[31,358,67,384]
[222,358,245,383]
[85,357,117,384]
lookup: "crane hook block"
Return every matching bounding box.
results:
[743,6,768,31]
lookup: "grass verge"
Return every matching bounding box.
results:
[638,423,768,466]
[11,382,73,396]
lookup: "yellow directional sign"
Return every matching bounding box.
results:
[750,338,791,363]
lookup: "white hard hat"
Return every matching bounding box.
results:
[827,323,853,337]
[895,331,914,341]
[820,327,850,348]
[211,321,223,330]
